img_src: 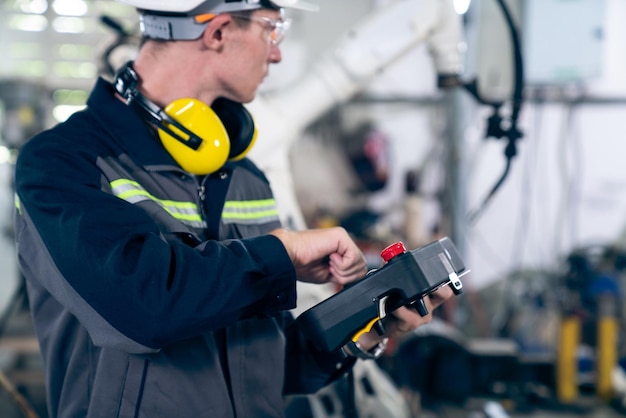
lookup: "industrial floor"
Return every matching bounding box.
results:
[0,336,47,417]
[431,398,625,418]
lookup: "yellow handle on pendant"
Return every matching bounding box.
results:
[351,317,380,342]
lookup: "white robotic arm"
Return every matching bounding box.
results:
[247,0,465,229]
[249,0,463,130]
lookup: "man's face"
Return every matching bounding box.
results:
[218,9,284,103]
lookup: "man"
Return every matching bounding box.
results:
[13,0,453,417]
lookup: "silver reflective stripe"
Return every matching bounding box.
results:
[222,199,279,225]
[110,179,206,229]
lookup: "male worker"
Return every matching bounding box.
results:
[13,1,454,417]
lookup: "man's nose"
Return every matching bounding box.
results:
[268,44,282,63]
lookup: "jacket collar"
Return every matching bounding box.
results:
[87,77,180,169]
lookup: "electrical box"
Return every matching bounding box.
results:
[523,0,606,85]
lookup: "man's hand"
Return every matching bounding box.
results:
[270,227,367,285]
[357,284,454,349]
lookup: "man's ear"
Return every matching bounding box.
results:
[202,14,232,50]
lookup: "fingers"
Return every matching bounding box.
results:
[295,260,332,284]
[428,284,454,309]
[384,306,429,336]
[328,250,367,285]
[328,227,367,284]
[382,285,455,337]
[271,227,367,285]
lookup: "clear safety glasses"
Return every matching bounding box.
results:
[230,13,292,46]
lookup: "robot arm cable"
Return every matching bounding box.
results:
[466,0,525,224]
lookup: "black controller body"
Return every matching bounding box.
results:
[296,237,466,352]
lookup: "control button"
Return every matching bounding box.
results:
[381,242,407,262]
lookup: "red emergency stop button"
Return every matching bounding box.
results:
[381,241,407,262]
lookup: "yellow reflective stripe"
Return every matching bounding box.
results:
[110,179,204,226]
[222,199,279,224]
[14,194,21,215]
[223,199,275,209]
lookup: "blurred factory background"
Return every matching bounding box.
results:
[1,0,626,417]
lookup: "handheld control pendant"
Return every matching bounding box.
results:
[296,237,467,352]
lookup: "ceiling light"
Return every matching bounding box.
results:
[8,14,48,32]
[52,0,88,16]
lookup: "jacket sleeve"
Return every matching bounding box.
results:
[282,313,356,395]
[14,129,297,353]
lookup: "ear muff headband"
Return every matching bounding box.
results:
[114,63,204,151]
[114,62,257,175]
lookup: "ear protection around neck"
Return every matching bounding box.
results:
[114,61,257,175]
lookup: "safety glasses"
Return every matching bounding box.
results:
[229,13,292,46]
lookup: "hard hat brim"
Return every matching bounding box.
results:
[270,0,319,12]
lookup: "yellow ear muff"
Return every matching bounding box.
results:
[210,97,258,162]
[229,129,257,161]
[158,98,230,175]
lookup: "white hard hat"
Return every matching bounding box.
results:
[118,0,319,14]
[118,0,318,40]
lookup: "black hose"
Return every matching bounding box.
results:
[466,0,525,223]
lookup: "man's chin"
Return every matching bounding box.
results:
[221,87,258,104]
[240,92,258,104]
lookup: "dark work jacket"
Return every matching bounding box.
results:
[13,78,353,418]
